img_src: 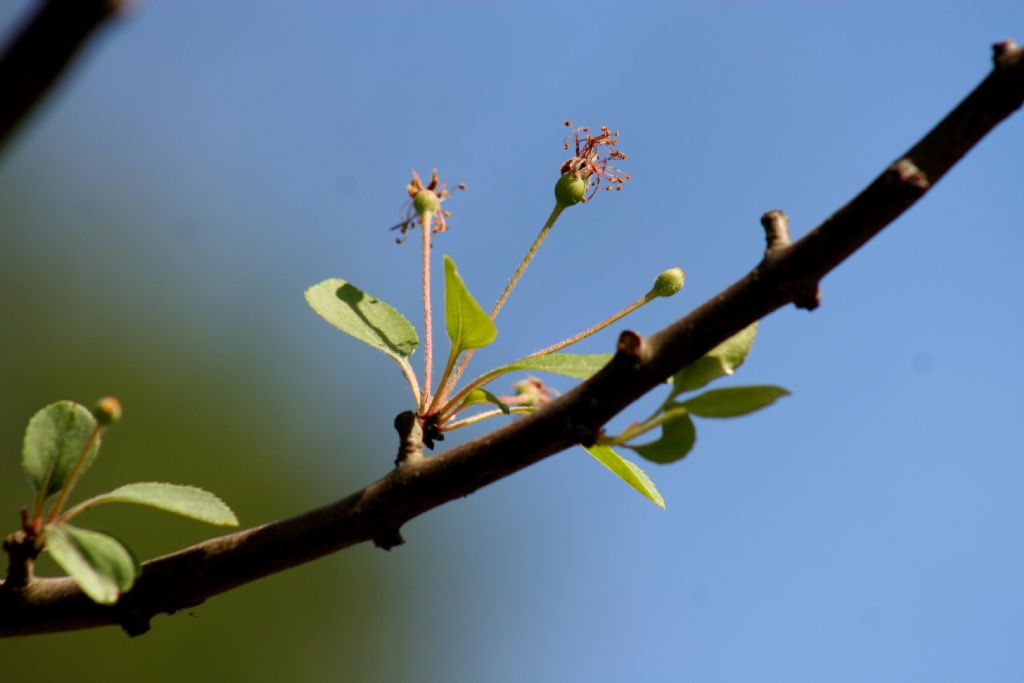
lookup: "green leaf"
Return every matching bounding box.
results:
[629,409,697,464]
[670,323,758,397]
[305,279,418,362]
[443,255,497,354]
[582,445,665,509]
[461,389,511,415]
[45,524,136,605]
[22,401,101,499]
[492,353,613,381]
[679,385,790,418]
[68,482,239,527]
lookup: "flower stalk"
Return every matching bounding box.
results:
[431,202,568,412]
[420,209,435,411]
[403,124,632,431]
[437,268,681,422]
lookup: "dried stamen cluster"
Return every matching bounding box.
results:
[390,169,466,243]
[560,121,631,202]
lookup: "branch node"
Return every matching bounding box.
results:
[992,39,1022,67]
[2,529,38,589]
[393,411,424,466]
[887,158,931,193]
[115,606,151,638]
[761,209,792,254]
[119,610,152,638]
[615,330,646,364]
[791,285,822,311]
[373,529,405,551]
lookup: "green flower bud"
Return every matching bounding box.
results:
[554,173,587,207]
[412,190,441,216]
[93,396,123,425]
[649,267,685,298]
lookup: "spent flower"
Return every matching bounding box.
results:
[559,121,630,204]
[390,169,465,243]
[498,377,559,408]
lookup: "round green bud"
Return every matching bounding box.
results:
[412,190,441,215]
[554,173,587,207]
[649,267,685,298]
[93,396,123,425]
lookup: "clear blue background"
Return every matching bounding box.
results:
[2,1,1023,681]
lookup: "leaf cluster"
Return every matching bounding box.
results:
[16,401,237,604]
[306,266,787,509]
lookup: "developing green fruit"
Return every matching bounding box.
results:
[554,173,588,207]
[649,268,685,298]
[413,190,441,215]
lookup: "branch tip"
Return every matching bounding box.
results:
[760,210,792,253]
[2,530,37,588]
[992,39,1022,66]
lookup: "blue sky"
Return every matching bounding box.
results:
[2,1,1024,680]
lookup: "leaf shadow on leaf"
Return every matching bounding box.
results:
[335,283,410,359]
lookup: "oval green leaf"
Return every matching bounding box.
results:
[443,255,497,354]
[670,323,758,397]
[22,401,101,499]
[68,482,239,527]
[45,524,136,605]
[679,385,790,418]
[461,389,511,415]
[582,444,665,509]
[501,353,613,380]
[305,279,418,361]
[629,410,697,464]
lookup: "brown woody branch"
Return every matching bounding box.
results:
[2,40,1022,639]
[0,0,122,151]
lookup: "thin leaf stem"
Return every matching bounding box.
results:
[527,292,652,358]
[43,424,104,526]
[397,358,422,408]
[437,366,510,422]
[437,291,654,421]
[610,406,690,446]
[419,210,434,413]
[442,406,535,431]
[432,202,567,411]
[53,496,99,526]
[489,202,566,320]
[430,345,461,416]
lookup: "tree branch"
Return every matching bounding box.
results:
[2,39,1022,638]
[0,0,122,151]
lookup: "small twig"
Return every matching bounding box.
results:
[761,210,792,253]
[759,209,820,310]
[2,509,39,589]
